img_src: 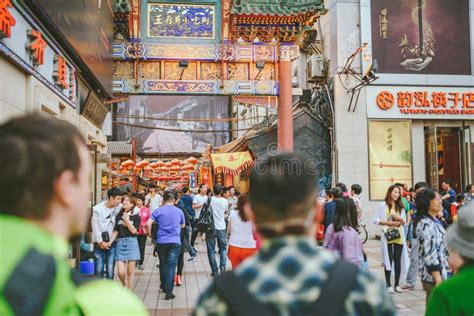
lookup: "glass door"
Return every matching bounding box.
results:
[461,124,472,188]
[424,125,439,190]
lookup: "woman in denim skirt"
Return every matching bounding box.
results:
[110,195,141,289]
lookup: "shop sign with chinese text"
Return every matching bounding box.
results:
[367,86,474,120]
[0,1,77,107]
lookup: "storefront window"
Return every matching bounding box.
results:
[368,120,413,200]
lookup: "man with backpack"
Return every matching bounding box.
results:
[194,153,395,316]
[203,184,229,277]
[0,114,146,315]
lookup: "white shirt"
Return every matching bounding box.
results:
[91,201,122,243]
[146,193,162,212]
[210,196,229,230]
[193,194,209,219]
[227,196,238,211]
[228,210,256,248]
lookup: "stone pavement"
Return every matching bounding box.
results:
[130,238,426,316]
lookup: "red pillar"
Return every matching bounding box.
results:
[277,47,294,152]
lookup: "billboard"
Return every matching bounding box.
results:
[370,0,471,74]
[28,0,114,93]
[115,96,230,154]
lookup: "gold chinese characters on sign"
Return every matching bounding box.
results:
[148,3,215,39]
[368,121,412,200]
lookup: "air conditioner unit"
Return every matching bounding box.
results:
[291,76,298,87]
[307,54,325,81]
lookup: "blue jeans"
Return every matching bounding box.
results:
[406,239,419,287]
[156,243,181,295]
[94,243,116,279]
[206,229,227,275]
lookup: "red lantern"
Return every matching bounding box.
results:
[187,156,198,165]
[141,160,149,167]
[121,159,135,169]
[164,161,172,168]
[156,160,164,167]
[171,159,181,166]
[183,163,194,171]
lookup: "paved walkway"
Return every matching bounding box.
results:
[131,238,426,315]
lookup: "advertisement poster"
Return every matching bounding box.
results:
[115,95,230,154]
[368,121,413,199]
[370,0,471,74]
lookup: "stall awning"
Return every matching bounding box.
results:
[211,151,254,175]
[107,141,132,155]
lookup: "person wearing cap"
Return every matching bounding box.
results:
[0,114,147,316]
[426,202,474,316]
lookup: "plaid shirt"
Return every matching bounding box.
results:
[194,236,395,316]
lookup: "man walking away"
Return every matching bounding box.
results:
[0,114,146,315]
[194,153,395,316]
[147,191,185,300]
[91,187,123,279]
[206,184,229,276]
[191,184,208,247]
[146,185,162,212]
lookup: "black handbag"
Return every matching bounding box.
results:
[385,227,401,241]
[196,197,214,233]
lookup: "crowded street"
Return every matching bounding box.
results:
[1,0,474,315]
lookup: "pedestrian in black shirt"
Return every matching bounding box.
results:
[110,195,140,289]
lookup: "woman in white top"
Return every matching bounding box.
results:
[373,184,410,294]
[227,194,257,268]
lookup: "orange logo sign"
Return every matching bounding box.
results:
[26,29,47,65]
[0,0,16,38]
[376,91,395,110]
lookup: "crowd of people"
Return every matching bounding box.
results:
[1,113,473,316]
[91,179,254,300]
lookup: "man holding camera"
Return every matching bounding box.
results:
[91,187,123,279]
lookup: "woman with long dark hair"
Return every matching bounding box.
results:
[227,194,257,268]
[373,184,409,294]
[323,198,364,266]
[415,188,449,306]
[109,195,141,289]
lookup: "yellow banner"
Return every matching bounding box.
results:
[210,151,254,175]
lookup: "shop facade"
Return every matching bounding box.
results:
[0,0,111,205]
[321,0,474,228]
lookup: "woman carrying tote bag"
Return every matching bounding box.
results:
[373,184,410,294]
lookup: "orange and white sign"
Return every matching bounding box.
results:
[367,86,474,120]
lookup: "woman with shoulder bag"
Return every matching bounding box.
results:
[109,195,141,289]
[373,184,410,294]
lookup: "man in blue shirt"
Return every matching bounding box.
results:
[441,180,456,217]
[147,191,185,300]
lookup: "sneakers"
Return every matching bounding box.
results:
[138,264,144,270]
[395,286,404,293]
[165,293,175,300]
[187,254,198,262]
[401,284,415,290]
[387,286,395,294]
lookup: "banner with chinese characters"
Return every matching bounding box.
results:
[147,3,215,39]
[0,1,77,108]
[210,151,254,176]
[367,86,474,120]
[368,121,412,200]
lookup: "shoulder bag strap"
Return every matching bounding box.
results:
[309,260,359,316]
[214,271,274,316]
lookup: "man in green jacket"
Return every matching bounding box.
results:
[426,202,474,316]
[0,114,147,315]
